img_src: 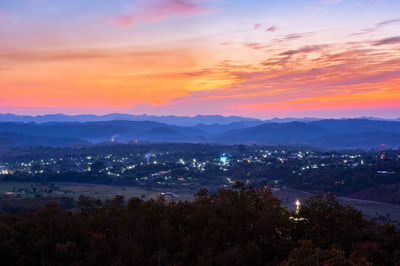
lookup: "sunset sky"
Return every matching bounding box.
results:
[0,0,399,118]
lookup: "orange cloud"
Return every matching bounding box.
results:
[1,16,399,118]
[0,44,211,109]
[154,36,400,117]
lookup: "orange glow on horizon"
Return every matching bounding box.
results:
[1,0,400,118]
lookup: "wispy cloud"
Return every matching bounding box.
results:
[157,36,400,116]
[272,32,316,43]
[0,49,109,62]
[110,0,214,27]
[279,45,328,56]
[352,18,400,36]
[243,42,270,50]
[373,36,400,45]
[377,18,400,27]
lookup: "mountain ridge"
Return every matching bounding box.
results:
[0,113,261,126]
[0,118,399,148]
[1,113,399,126]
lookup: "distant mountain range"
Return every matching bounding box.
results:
[0,113,262,126]
[0,132,90,147]
[1,113,398,126]
[0,117,400,149]
[0,121,207,144]
[217,120,400,148]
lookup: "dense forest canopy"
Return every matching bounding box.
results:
[1,184,399,265]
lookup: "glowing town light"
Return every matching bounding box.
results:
[0,169,10,175]
[219,154,229,165]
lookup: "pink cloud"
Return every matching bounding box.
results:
[243,42,270,50]
[111,0,214,27]
[113,14,137,26]
[266,26,277,32]
[279,45,328,56]
[253,23,262,30]
[272,32,316,43]
[220,42,233,46]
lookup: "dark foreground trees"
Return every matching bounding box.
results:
[0,184,399,265]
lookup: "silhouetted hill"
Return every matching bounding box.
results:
[265,117,322,123]
[1,119,400,148]
[311,119,400,134]
[190,121,264,135]
[216,122,329,144]
[0,121,207,144]
[309,131,400,148]
[139,126,207,142]
[215,120,400,148]
[0,133,89,147]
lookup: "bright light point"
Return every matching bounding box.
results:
[295,200,301,206]
[219,154,229,165]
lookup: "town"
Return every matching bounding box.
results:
[1,143,399,204]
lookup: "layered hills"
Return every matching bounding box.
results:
[0,115,399,148]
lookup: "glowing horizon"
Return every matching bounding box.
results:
[1,0,399,119]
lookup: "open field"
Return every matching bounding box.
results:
[1,181,400,224]
[54,182,196,202]
[0,182,195,202]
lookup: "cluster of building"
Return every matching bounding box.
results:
[0,147,398,190]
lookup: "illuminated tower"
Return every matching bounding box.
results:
[295,199,301,215]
